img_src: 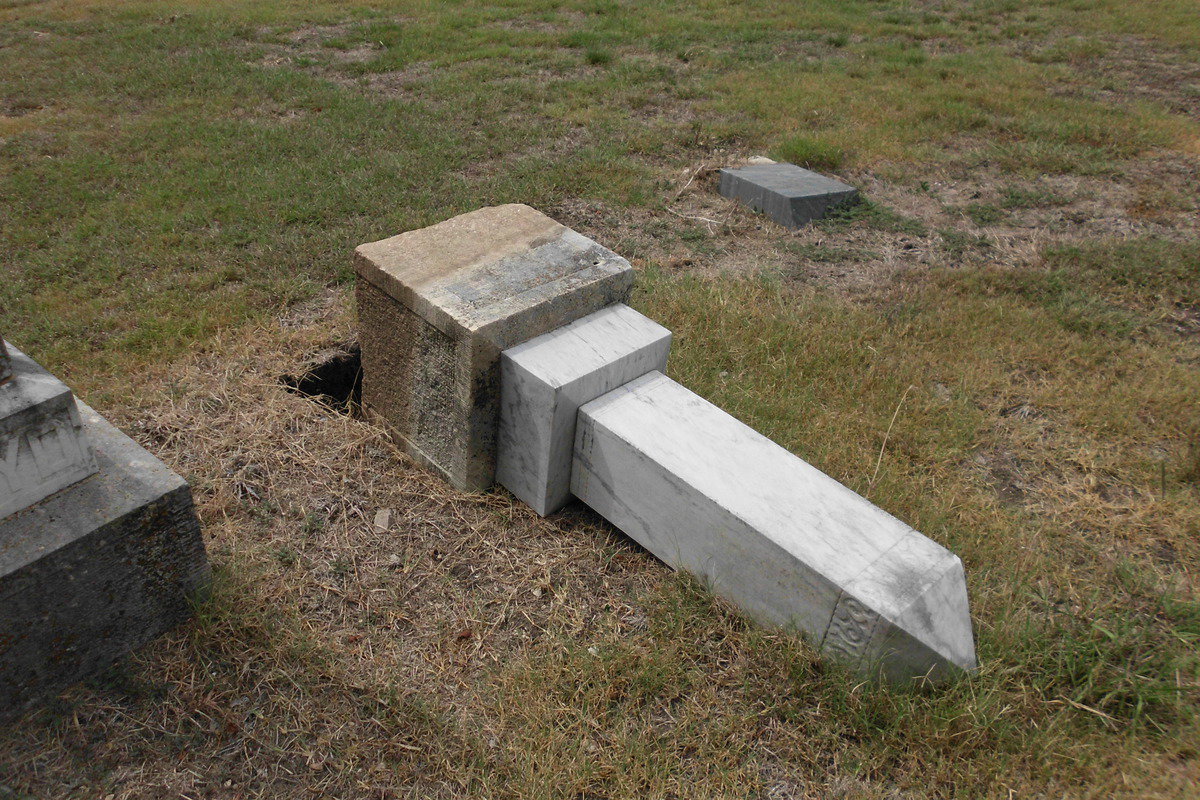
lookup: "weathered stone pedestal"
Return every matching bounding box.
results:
[355,204,633,491]
[0,342,209,720]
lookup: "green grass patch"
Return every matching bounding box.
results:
[946,267,1137,338]
[1043,237,1200,300]
[3,0,1198,391]
[939,229,991,259]
[958,202,1008,226]
[818,198,926,236]
[774,133,847,171]
[632,270,1200,765]
[1000,185,1075,208]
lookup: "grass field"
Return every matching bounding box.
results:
[2,0,1199,797]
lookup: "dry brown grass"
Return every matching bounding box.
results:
[0,292,677,797]
[1,263,1196,797]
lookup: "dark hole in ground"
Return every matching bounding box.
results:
[281,343,362,412]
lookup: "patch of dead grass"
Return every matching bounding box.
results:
[0,291,676,797]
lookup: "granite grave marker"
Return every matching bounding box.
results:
[718,161,859,229]
[0,340,210,720]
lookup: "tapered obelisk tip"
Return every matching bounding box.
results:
[830,554,976,685]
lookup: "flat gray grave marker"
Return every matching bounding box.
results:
[719,162,858,229]
[497,303,670,515]
[572,371,976,684]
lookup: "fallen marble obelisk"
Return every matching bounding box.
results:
[573,372,974,684]
[0,340,210,720]
[355,208,976,684]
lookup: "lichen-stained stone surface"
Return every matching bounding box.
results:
[0,340,11,385]
[497,303,670,516]
[718,162,859,229]
[0,402,210,721]
[355,204,634,491]
[0,343,98,520]
[572,371,976,685]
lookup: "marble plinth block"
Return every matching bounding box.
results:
[497,303,670,515]
[355,204,633,491]
[572,371,976,684]
[718,162,858,229]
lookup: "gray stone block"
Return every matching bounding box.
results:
[572,371,976,685]
[0,340,11,385]
[355,204,634,491]
[0,402,210,721]
[718,162,859,229]
[497,303,670,516]
[1,342,98,520]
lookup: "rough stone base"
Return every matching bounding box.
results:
[356,278,480,487]
[0,402,210,721]
[355,204,634,491]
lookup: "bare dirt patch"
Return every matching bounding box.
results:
[0,96,45,117]
[245,23,386,88]
[552,142,1198,300]
[1044,35,1200,118]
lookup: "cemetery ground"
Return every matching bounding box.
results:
[1,0,1199,796]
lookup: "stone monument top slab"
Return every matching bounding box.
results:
[355,203,633,347]
[1,343,98,520]
[0,340,11,385]
[354,205,634,491]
